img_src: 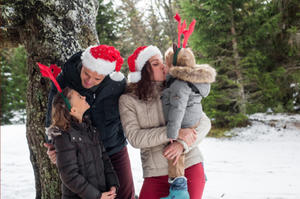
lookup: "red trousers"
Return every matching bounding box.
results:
[139,163,206,199]
[109,146,135,199]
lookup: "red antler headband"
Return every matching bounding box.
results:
[173,13,196,65]
[37,63,72,111]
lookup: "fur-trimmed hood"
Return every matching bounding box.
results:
[169,64,216,83]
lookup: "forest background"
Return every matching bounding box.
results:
[1,0,300,132]
[1,0,299,198]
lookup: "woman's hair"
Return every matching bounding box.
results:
[51,87,74,131]
[126,61,157,101]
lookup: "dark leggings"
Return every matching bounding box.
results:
[109,146,135,199]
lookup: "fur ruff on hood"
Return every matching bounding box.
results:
[169,64,216,83]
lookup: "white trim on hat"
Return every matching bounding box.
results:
[81,46,115,75]
[128,71,141,83]
[110,71,125,82]
[135,45,162,71]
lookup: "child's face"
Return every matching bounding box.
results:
[69,90,90,116]
[165,56,172,68]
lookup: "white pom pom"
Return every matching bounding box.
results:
[109,71,125,82]
[128,72,141,83]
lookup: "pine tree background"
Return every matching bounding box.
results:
[180,0,300,132]
[1,0,299,134]
[1,47,27,124]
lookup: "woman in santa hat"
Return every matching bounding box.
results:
[44,44,135,199]
[119,45,211,199]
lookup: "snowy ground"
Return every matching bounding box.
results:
[1,113,300,199]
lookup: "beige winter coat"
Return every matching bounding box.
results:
[119,89,211,178]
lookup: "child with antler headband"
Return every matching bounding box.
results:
[38,63,120,199]
[160,14,216,199]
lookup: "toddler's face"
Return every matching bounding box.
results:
[165,57,172,68]
[70,90,90,115]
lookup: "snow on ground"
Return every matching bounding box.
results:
[1,113,300,199]
[1,124,35,199]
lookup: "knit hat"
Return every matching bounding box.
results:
[127,45,162,83]
[81,45,124,81]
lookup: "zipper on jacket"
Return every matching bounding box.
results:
[93,93,96,99]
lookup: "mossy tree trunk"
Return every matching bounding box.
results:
[1,0,99,198]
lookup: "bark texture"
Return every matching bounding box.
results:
[229,3,246,115]
[1,0,99,198]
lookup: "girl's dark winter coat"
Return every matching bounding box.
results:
[49,121,119,199]
[45,51,127,156]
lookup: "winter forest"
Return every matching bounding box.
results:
[1,0,300,199]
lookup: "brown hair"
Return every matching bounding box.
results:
[51,87,75,131]
[126,61,158,101]
[165,45,196,68]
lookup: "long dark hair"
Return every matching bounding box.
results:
[126,61,158,101]
[51,87,76,131]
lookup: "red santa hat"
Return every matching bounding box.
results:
[127,45,162,83]
[81,45,124,81]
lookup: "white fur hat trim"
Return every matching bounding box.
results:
[110,71,125,82]
[135,45,162,71]
[128,71,141,83]
[81,46,115,75]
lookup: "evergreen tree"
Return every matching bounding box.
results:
[180,0,249,127]
[96,0,119,45]
[113,0,149,75]
[1,46,27,124]
[113,0,181,74]
[180,0,300,128]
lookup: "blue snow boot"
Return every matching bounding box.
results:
[160,177,190,199]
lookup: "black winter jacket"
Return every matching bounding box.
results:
[50,120,119,199]
[46,52,127,156]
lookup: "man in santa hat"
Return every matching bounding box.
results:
[44,44,135,199]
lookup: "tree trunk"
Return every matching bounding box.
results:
[1,0,99,198]
[229,4,246,114]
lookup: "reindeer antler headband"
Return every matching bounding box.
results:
[173,13,196,66]
[37,63,72,111]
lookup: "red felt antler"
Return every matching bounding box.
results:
[182,19,196,48]
[174,13,186,48]
[37,63,62,93]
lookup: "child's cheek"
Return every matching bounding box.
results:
[164,65,170,74]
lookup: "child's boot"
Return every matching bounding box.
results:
[160,176,190,199]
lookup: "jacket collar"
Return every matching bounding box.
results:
[169,64,216,83]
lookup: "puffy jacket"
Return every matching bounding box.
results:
[49,120,119,199]
[46,52,127,156]
[119,84,211,178]
[161,64,216,139]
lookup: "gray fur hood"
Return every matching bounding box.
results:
[169,64,216,84]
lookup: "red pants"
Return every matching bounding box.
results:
[109,146,135,199]
[139,163,205,199]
